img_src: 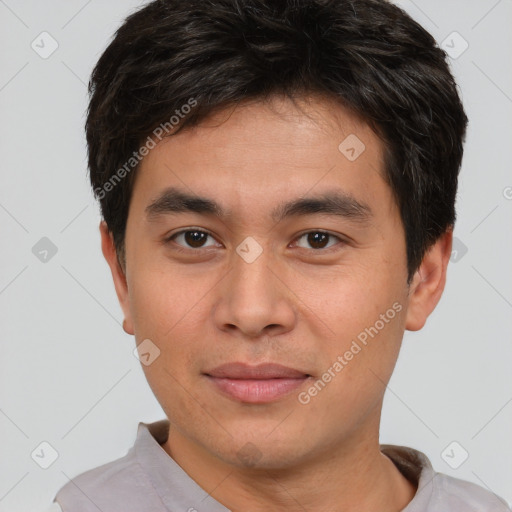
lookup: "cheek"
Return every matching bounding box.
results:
[132,286,208,425]
[128,269,213,399]
[306,270,407,405]
[314,261,401,334]
[128,265,207,339]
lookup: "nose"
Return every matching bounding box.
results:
[212,246,297,339]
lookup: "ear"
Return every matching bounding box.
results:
[405,229,453,331]
[99,221,134,335]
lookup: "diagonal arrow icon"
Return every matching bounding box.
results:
[31,441,59,468]
[236,236,263,263]
[134,339,161,366]
[445,449,455,458]
[338,134,365,161]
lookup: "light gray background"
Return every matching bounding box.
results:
[0,1,511,510]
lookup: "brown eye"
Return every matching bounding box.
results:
[183,230,208,248]
[294,231,342,251]
[307,232,329,249]
[168,229,218,249]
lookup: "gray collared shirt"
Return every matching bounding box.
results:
[48,419,511,512]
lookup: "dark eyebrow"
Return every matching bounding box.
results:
[146,187,226,220]
[145,186,373,224]
[270,192,372,224]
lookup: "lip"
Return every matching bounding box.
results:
[204,362,311,403]
[205,362,309,379]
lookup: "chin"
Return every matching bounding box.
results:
[211,429,311,471]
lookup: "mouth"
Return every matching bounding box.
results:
[203,362,312,403]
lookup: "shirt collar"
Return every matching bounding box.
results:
[134,419,230,511]
[381,444,436,510]
[135,419,436,511]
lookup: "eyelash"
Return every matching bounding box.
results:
[164,228,345,254]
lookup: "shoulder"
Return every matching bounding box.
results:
[431,472,511,511]
[53,421,170,512]
[53,449,157,511]
[381,444,510,512]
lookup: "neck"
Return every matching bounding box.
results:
[162,423,417,512]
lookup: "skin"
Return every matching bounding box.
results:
[100,94,452,512]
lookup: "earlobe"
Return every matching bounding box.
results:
[404,229,453,332]
[99,221,135,335]
[122,318,133,335]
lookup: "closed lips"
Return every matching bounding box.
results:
[204,362,311,379]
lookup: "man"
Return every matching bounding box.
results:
[50,0,510,510]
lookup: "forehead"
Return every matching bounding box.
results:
[129,95,394,225]
[170,94,377,157]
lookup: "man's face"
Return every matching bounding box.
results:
[111,95,416,468]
